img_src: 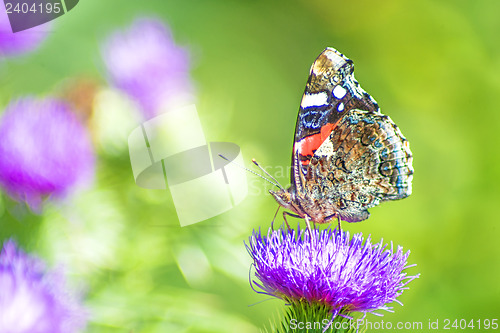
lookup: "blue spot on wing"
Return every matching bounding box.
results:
[347,117,359,124]
[299,107,331,130]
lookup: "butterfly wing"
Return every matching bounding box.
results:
[300,109,413,222]
[289,47,413,223]
[291,47,379,191]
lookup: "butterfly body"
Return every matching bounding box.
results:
[271,47,413,224]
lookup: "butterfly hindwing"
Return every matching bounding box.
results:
[299,109,413,222]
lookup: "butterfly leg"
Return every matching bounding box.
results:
[326,212,342,233]
[334,212,342,233]
[270,205,281,231]
[282,211,301,232]
[304,215,313,240]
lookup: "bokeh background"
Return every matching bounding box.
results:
[1,0,499,332]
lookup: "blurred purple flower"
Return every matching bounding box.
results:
[101,18,194,119]
[0,97,94,210]
[0,8,49,56]
[247,227,419,317]
[0,239,86,332]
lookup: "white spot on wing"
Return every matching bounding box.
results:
[315,135,334,156]
[300,92,328,108]
[294,141,301,153]
[337,102,344,112]
[333,85,347,99]
[323,49,347,69]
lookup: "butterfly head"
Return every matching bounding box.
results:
[269,189,293,208]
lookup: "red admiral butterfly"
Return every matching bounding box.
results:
[269,47,413,231]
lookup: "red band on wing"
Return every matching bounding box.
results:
[296,121,339,165]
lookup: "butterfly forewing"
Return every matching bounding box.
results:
[292,48,379,186]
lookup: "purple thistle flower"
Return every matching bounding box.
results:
[0,97,94,210]
[246,227,419,318]
[0,239,86,332]
[0,9,49,56]
[101,18,195,119]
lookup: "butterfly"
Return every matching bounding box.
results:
[269,47,413,232]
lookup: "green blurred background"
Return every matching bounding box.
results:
[1,0,499,332]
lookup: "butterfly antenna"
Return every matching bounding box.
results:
[218,154,282,190]
[252,158,284,190]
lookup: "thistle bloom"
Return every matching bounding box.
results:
[0,97,94,209]
[0,8,49,56]
[101,18,194,119]
[0,240,86,332]
[246,227,418,318]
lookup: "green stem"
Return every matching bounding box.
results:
[264,301,367,333]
